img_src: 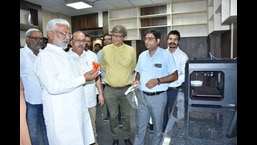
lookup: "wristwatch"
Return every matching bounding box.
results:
[157,78,161,85]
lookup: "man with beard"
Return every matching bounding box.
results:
[162,30,188,133]
[34,18,98,145]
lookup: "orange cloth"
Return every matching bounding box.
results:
[92,61,100,73]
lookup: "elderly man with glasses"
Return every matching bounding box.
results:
[20,28,49,145]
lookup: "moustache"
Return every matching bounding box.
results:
[169,43,177,45]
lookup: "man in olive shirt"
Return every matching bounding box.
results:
[101,25,136,145]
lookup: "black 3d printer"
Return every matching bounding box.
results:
[185,58,237,107]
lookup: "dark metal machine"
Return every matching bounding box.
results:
[185,58,237,107]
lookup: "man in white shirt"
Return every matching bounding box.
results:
[34,18,98,145]
[163,30,189,132]
[67,31,104,145]
[20,28,49,145]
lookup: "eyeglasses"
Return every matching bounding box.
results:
[28,37,43,41]
[143,37,156,41]
[54,30,72,38]
[73,39,86,43]
[112,34,123,39]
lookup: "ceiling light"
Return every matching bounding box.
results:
[66,0,92,9]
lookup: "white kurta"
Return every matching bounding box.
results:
[67,49,99,108]
[34,44,94,145]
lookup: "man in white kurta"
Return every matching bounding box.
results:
[67,31,104,145]
[34,18,95,145]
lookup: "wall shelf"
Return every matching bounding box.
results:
[172,12,207,25]
[172,23,207,27]
[20,1,42,47]
[139,13,169,18]
[140,25,170,29]
[207,0,230,34]
[108,0,234,39]
[20,1,42,31]
[108,7,139,40]
[172,10,207,15]
[173,24,208,37]
[171,0,208,37]
[221,0,237,25]
[109,16,137,21]
[108,4,172,40]
[108,7,138,19]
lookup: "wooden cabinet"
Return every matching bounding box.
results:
[71,13,99,31]
[139,5,170,28]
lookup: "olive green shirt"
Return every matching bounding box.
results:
[101,43,136,87]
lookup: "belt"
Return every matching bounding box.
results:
[105,83,131,89]
[143,91,165,96]
[169,86,181,89]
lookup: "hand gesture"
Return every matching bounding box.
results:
[84,69,99,82]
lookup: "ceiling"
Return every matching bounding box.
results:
[24,0,173,16]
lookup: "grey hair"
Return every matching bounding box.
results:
[46,18,70,33]
[111,25,127,37]
[25,28,42,38]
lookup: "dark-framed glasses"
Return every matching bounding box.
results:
[28,37,43,41]
[112,34,123,39]
[54,30,72,38]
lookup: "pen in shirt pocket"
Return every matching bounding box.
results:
[154,63,162,68]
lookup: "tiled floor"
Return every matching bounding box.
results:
[95,103,140,145]
[95,91,237,145]
[161,105,237,145]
